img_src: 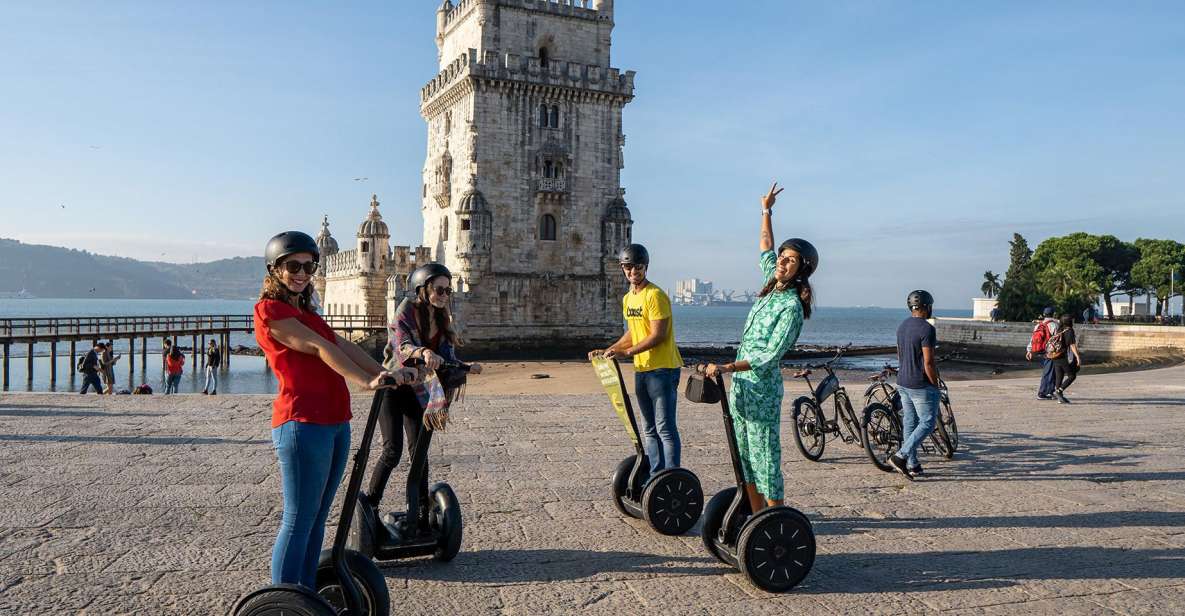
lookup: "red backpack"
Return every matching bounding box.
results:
[1030,321,1051,352]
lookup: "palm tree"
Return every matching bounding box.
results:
[981,271,1002,298]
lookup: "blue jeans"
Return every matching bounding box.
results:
[897,385,939,468]
[79,373,103,394]
[634,367,682,475]
[204,366,218,393]
[1038,357,1055,397]
[271,420,351,589]
[165,373,182,394]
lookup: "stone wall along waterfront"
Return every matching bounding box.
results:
[936,317,1185,360]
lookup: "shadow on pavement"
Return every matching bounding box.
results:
[377,548,727,583]
[0,406,166,418]
[815,510,1185,535]
[936,432,1182,483]
[0,434,268,446]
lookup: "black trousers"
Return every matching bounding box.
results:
[366,385,428,512]
[1052,356,1078,392]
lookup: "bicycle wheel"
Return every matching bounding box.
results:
[939,395,959,452]
[791,397,826,461]
[861,403,900,472]
[835,391,861,446]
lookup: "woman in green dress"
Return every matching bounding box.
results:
[705,182,818,513]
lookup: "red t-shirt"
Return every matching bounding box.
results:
[254,299,352,428]
[165,354,184,375]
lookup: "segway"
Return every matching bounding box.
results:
[348,361,469,563]
[232,379,397,616]
[591,356,703,536]
[690,367,816,593]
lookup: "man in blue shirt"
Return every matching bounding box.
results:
[888,290,941,480]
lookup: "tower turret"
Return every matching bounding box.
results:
[356,194,390,274]
[435,0,453,54]
[455,175,492,286]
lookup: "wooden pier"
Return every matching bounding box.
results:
[0,314,387,390]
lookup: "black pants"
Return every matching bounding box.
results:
[1052,356,1077,392]
[366,385,428,512]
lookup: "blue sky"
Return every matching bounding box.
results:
[1,1,1182,308]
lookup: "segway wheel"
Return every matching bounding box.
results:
[315,549,391,616]
[610,454,647,518]
[737,507,816,593]
[347,492,378,558]
[232,585,336,616]
[791,398,826,461]
[701,487,746,565]
[641,469,703,536]
[430,482,463,561]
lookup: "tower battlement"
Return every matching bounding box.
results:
[442,0,607,33]
[421,48,635,108]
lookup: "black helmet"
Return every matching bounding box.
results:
[265,231,319,269]
[907,290,934,310]
[618,244,649,266]
[777,238,819,277]
[410,263,452,293]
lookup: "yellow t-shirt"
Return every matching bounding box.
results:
[622,283,683,371]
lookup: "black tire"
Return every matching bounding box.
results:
[641,469,703,536]
[430,483,463,561]
[347,492,377,559]
[233,586,336,616]
[861,403,901,473]
[315,549,391,616]
[791,397,826,461]
[836,391,862,446]
[737,507,816,593]
[610,454,646,518]
[940,395,959,452]
[700,487,739,565]
[929,425,952,458]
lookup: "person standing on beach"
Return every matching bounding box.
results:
[887,290,941,480]
[703,182,817,512]
[101,339,119,394]
[1026,307,1059,400]
[589,243,685,480]
[253,230,412,590]
[203,339,221,395]
[78,342,104,394]
[161,337,173,387]
[1048,315,1083,404]
[164,345,185,394]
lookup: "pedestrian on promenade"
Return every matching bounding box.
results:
[78,342,104,394]
[589,243,684,479]
[164,345,185,394]
[101,340,120,395]
[202,339,220,395]
[703,182,816,512]
[1026,307,1059,400]
[161,337,173,388]
[254,230,413,591]
[1049,315,1083,404]
[887,290,942,480]
[367,263,482,517]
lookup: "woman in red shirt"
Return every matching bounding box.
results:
[253,231,415,590]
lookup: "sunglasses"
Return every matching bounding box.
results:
[621,263,645,271]
[279,260,319,275]
[431,286,452,296]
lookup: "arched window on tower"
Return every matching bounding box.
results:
[543,160,554,179]
[549,105,560,128]
[539,214,557,241]
[361,241,369,253]
[539,47,549,69]
[444,111,452,134]
[441,217,449,241]
[539,104,548,127]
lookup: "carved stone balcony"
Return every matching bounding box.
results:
[536,177,568,194]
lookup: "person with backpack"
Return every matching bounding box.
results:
[203,339,221,395]
[78,342,104,394]
[164,345,185,394]
[1025,307,1059,400]
[1048,315,1083,404]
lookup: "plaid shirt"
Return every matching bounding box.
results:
[385,298,459,407]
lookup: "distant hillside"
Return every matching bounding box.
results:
[0,238,264,299]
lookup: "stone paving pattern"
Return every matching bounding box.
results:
[1,365,1184,615]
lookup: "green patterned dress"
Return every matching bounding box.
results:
[729,250,805,500]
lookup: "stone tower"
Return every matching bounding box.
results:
[420,0,636,351]
[353,195,391,323]
[313,215,339,300]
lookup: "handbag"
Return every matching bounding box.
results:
[684,373,722,404]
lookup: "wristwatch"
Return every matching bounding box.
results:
[761,208,772,216]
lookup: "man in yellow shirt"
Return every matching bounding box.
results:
[589,244,684,476]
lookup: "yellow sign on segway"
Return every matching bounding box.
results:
[591,356,639,446]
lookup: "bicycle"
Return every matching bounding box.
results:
[860,364,959,473]
[789,344,862,461]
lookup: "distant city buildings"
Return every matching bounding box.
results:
[674,278,754,306]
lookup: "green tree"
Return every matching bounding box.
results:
[980,271,1002,298]
[1094,235,1140,317]
[996,234,1050,321]
[1031,233,1106,316]
[1131,238,1185,316]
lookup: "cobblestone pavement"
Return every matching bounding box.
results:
[1,365,1183,615]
